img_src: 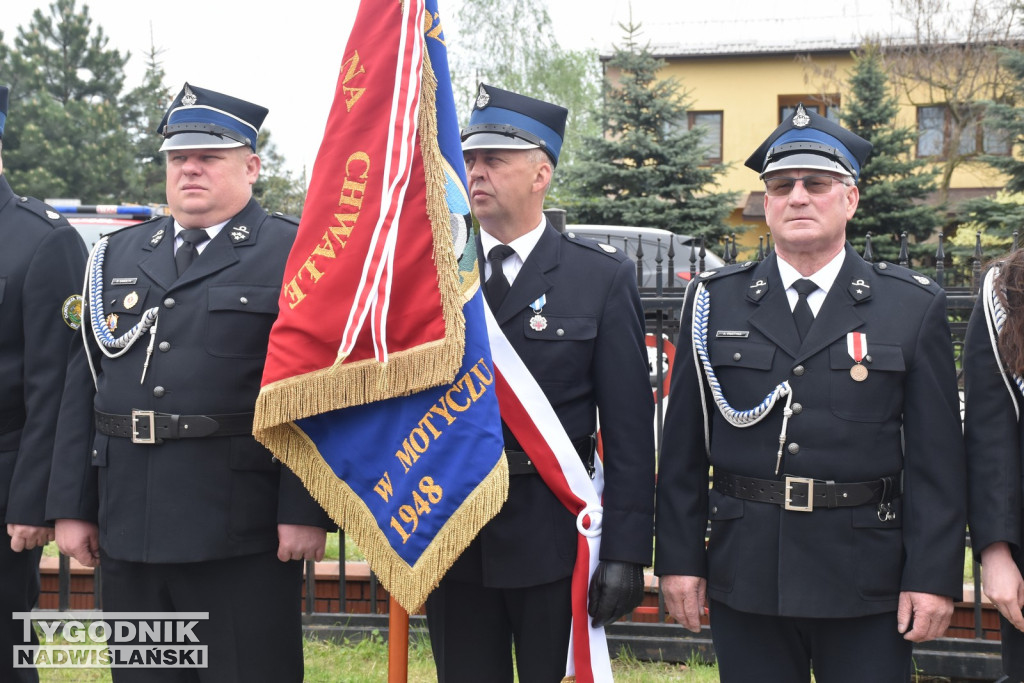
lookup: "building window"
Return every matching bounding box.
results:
[778,95,841,124]
[916,104,1011,157]
[687,111,723,164]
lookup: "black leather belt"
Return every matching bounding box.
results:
[713,469,901,513]
[505,435,596,476]
[95,410,255,444]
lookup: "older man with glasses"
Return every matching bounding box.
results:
[654,104,967,683]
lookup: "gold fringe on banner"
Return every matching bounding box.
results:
[257,419,509,613]
[252,45,465,433]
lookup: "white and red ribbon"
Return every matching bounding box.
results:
[847,331,867,364]
[484,304,612,683]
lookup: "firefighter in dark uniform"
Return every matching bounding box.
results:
[424,84,656,682]
[47,83,333,683]
[0,85,87,683]
[655,105,966,682]
[964,250,1024,683]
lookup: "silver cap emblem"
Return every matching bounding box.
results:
[181,84,197,107]
[793,103,810,128]
[475,84,490,109]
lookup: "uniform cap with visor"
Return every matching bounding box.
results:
[158,83,268,152]
[461,83,568,165]
[745,104,873,181]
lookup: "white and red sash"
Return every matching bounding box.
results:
[484,305,612,683]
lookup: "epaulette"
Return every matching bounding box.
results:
[15,195,71,228]
[270,210,300,226]
[872,261,942,293]
[693,260,757,282]
[562,230,629,262]
[103,215,164,239]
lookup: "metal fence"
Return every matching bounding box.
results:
[45,230,1013,681]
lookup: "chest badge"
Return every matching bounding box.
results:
[529,294,548,332]
[847,332,869,381]
[123,291,140,310]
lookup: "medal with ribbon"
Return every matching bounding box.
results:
[529,294,547,331]
[847,332,868,381]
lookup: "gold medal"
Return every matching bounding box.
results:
[850,363,868,382]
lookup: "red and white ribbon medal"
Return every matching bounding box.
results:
[847,332,868,382]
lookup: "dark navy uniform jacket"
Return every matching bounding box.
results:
[47,198,332,563]
[448,222,656,588]
[655,244,966,617]
[964,268,1024,562]
[0,176,86,527]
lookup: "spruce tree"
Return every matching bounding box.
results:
[842,43,942,265]
[560,22,736,244]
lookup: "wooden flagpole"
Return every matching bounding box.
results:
[387,595,410,682]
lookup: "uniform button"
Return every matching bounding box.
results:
[164,298,176,308]
[556,329,565,337]
[791,403,803,414]
[711,505,718,515]
[240,296,248,305]
[788,442,800,454]
[153,386,166,398]
[732,353,742,361]
[793,365,805,376]
[158,341,171,352]
[91,450,98,458]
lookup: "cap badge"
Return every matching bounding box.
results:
[181,84,197,107]
[475,84,490,110]
[792,104,811,129]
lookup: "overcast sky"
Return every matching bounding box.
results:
[4,0,927,183]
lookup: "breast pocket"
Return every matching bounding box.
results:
[708,338,778,405]
[829,342,905,422]
[522,314,597,384]
[206,285,280,358]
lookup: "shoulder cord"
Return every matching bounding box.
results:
[983,265,1023,420]
[83,237,160,385]
[692,282,794,474]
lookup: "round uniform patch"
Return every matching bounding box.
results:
[62,294,83,330]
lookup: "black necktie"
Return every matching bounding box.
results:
[792,278,818,340]
[175,229,210,276]
[484,245,516,311]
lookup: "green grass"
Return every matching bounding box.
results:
[31,632,722,682]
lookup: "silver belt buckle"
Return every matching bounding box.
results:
[784,476,814,512]
[131,410,156,444]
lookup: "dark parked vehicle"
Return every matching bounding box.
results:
[564,225,725,287]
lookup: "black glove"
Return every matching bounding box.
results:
[587,560,644,628]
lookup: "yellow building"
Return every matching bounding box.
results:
[601,22,1010,257]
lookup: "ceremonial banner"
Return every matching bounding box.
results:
[253,0,507,612]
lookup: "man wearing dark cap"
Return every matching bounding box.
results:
[0,85,87,683]
[424,83,655,682]
[48,83,333,682]
[654,103,966,681]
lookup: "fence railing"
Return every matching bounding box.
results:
[42,228,1015,680]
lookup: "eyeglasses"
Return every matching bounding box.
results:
[764,175,850,196]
